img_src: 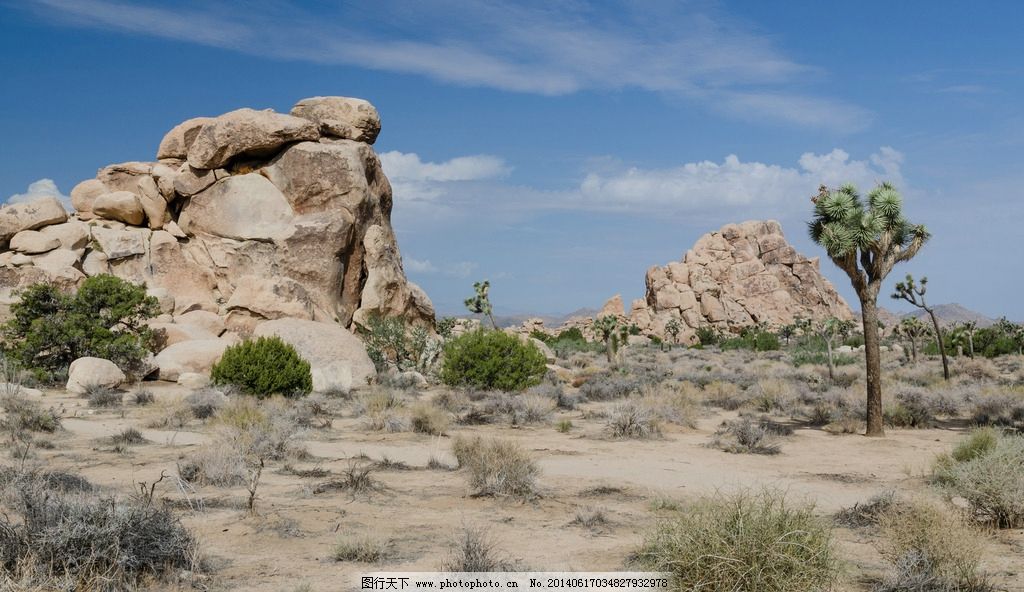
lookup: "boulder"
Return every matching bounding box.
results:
[91,226,148,260]
[178,174,294,241]
[40,220,90,250]
[174,310,226,336]
[225,275,314,321]
[600,294,625,317]
[92,191,145,226]
[186,108,319,169]
[252,318,375,389]
[66,357,126,395]
[177,372,211,389]
[157,116,214,160]
[136,176,169,229]
[10,230,60,254]
[31,249,82,278]
[0,197,68,243]
[290,96,381,144]
[530,337,556,363]
[172,165,230,197]
[153,339,230,382]
[70,179,107,217]
[150,322,219,347]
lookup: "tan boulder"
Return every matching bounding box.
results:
[174,310,225,336]
[66,357,125,394]
[186,108,319,169]
[178,174,294,241]
[136,176,169,229]
[150,322,219,347]
[31,249,82,278]
[252,318,375,391]
[10,230,60,254]
[157,116,214,160]
[92,191,144,225]
[82,250,109,276]
[600,294,625,317]
[172,165,230,197]
[40,220,90,250]
[290,96,381,144]
[153,339,230,382]
[70,179,107,217]
[91,226,148,260]
[225,275,314,320]
[0,197,68,243]
[97,162,153,194]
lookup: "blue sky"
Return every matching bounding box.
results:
[2,1,1022,319]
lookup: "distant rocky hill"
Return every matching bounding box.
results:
[876,303,997,328]
[628,220,853,344]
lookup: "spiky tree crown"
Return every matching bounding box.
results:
[594,315,619,339]
[819,317,854,339]
[464,280,492,315]
[895,316,929,338]
[808,182,930,294]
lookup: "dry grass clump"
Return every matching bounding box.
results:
[184,387,228,420]
[578,373,642,401]
[482,392,555,425]
[0,470,199,591]
[133,390,154,406]
[441,525,518,571]
[635,382,699,428]
[876,499,992,592]
[708,417,782,454]
[605,402,662,439]
[570,506,611,532]
[452,435,539,497]
[969,390,1024,431]
[833,490,904,528]
[110,427,147,447]
[179,397,304,486]
[313,462,383,496]
[332,536,390,562]
[932,429,1024,528]
[409,401,451,435]
[353,388,408,432]
[954,357,1001,382]
[85,385,122,408]
[635,489,838,592]
[144,398,192,429]
[884,388,936,428]
[702,380,750,410]
[0,394,60,433]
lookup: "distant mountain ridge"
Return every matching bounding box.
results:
[875,303,999,328]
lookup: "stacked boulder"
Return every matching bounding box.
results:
[629,220,853,344]
[0,96,433,387]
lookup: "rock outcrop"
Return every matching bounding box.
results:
[0,96,433,384]
[630,220,853,344]
[0,96,432,334]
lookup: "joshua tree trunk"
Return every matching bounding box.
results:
[604,337,615,364]
[909,337,918,363]
[925,308,950,381]
[861,296,885,437]
[967,332,975,358]
[825,338,836,382]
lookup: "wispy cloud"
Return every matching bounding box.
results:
[403,256,477,278]
[6,178,71,209]
[24,0,870,131]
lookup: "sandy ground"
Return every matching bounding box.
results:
[7,380,1024,592]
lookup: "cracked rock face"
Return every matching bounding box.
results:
[629,220,853,345]
[0,96,434,355]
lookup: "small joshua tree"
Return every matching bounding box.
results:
[957,321,977,358]
[664,319,681,349]
[895,316,929,363]
[464,280,497,330]
[817,317,854,382]
[594,315,620,364]
[779,323,797,346]
[809,182,930,436]
[892,275,949,381]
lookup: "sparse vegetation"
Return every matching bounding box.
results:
[708,417,782,454]
[452,435,539,497]
[442,525,517,571]
[932,429,1024,527]
[635,489,838,592]
[333,536,390,562]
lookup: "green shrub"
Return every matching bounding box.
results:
[2,275,159,379]
[720,330,781,352]
[440,329,547,391]
[358,314,439,373]
[211,336,312,398]
[695,326,719,346]
[635,489,838,592]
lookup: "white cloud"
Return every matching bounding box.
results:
[6,178,71,210]
[381,151,511,206]
[25,0,870,131]
[576,147,905,213]
[403,255,477,278]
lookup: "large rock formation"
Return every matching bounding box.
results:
[0,96,433,385]
[0,96,432,329]
[630,220,853,344]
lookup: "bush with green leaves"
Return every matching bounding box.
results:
[635,489,838,592]
[932,429,1024,528]
[358,313,439,373]
[2,275,159,380]
[440,329,547,391]
[211,336,312,398]
[720,329,781,352]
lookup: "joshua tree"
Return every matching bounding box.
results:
[779,323,797,346]
[594,315,620,364]
[464,280,497,330]
[665,319,681,349]
[892,275,949,381]
[895,316,929,363]
[816,317,854,382]
[809,182,930,436]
